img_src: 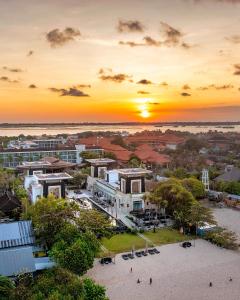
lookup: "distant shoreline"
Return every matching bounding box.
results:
[0,122,240,128]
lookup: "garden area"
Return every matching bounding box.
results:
[101,233,149,254]
[101,229,192,254]
[143,228,191,245]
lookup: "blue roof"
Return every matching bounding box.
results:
[0,220,35,249]
[0,246,35,277]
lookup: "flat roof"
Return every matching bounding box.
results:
[19,161,51,168]
[86,158,115,165]
[0,246,35,277]
[117,168,152,177]
[34,172,72,181]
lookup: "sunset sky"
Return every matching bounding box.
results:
[0,0,240,123]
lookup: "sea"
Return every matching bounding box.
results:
[1,124,240,137]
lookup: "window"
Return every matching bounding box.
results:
[121,178,126,193]
[98,167,107,179]
[131,180,141,194]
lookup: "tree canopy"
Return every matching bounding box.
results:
[50,224,100,275]
[147,179,215,230]
[181,178,205,199]
[9,267,108,300]
[25,195,78,248]
[0,275,15,300]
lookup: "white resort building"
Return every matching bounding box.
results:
[86,158,151,214]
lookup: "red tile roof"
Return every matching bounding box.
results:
[126,134,185,145]
[79,136,171,164]
[79,137,132,162]
[134,144,171,165]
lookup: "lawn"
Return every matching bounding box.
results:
[143,228,192,245]
[101,233,149,254]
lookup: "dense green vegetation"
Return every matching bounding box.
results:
[0,268,108,300]
[19,196,111,298]
[147,178,216,233]
[215,180,240,196]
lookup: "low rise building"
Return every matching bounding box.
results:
[7,138,66,150]
[0,220,54,277]
[0,144,102,168]
[25,172,73,203]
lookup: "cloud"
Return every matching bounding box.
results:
[181,92,191,96]
[27,50,34,56]
[197,84,234,90]
[160,22,183,46]
[181,42,193,49]
[98,68,132,83]
[233,64,240,75]
[137,79,152,85]
[150,102,160,105]
[119,23,192,49]
[117,20,145,33]
[0,76,19,83]
[143,36,161,46]
[182,84,191,90]
[77,84,91,88]
[119,41,142,47]
[214,84,234,90]
[119,36,162,47]
[3,66,23,73]
[46,27,81,47]
[29,84,37,88]
[49,87,89,97]
[137,90,150,94]
[159,82,168,87]
[225,35,240,44]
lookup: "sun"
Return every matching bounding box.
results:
[138,103,151,118]
[140,109,150,118]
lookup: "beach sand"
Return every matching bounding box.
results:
[87,240,240,300]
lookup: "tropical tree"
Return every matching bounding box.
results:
[0,275,15,300]
[76,209,112,237]
[128,155,141,168]
[72,172,88,189]
[27,195,78,248]
[147,179,197,230]
[83,278,108,300]
[81,151,100,160]
[187,202,217,237]
[181,178,205,199]
[11,267,108,300]
[50,225,100,275]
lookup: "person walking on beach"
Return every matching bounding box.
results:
[137,279,141,284]
[130,267,132,273]
[150,278,152,285]
[209,282,212,287]
[229,277,232,282]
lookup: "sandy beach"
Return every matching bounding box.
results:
[88,240,240,300]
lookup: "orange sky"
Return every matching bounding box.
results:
[0,0,240,122]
